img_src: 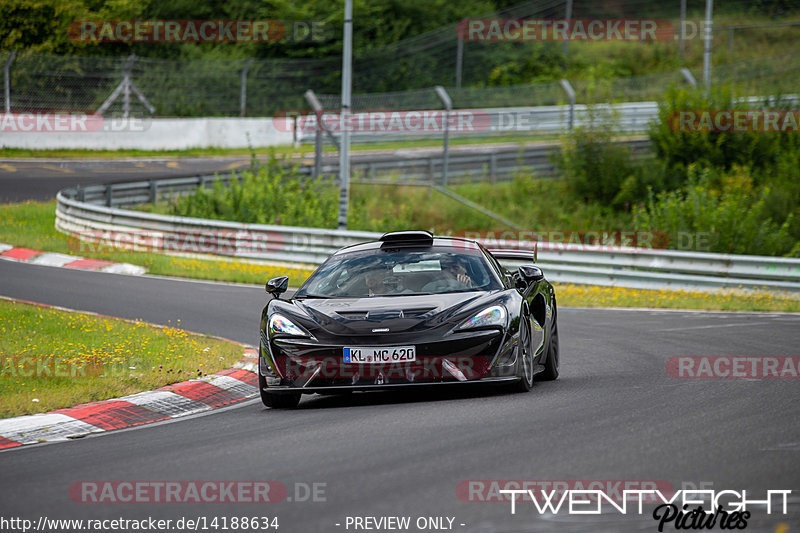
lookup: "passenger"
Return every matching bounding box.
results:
[422,257,473,292]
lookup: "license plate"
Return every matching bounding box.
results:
[343,346,416,364]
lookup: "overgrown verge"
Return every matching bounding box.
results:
[553,88,800,256]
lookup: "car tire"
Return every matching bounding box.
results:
[513,316,534,392]
[538,310,560,381]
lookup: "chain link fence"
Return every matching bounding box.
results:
[4,49,799,118]
[1,0,799,117]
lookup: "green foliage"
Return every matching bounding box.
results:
[649,86,800,175]
[633,165,796,256]
[166,155,338,228]
[762,150,800,245]
[554,109,656,209]
[452,174,632,231]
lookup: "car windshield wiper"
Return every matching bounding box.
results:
[294,293,334,299]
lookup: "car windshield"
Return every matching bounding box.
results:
[296,247,502,298]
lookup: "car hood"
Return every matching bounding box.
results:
[286,292,498,336]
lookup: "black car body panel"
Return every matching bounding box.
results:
[259,233,557,401]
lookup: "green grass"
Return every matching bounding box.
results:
[0,298,245,418]
[451,177,633,232]
[0,200,315,285]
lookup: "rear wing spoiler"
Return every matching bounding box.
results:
[487,244,538,264]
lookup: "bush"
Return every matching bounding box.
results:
[649,86,800,177]
[633,164,796,256]
[167,155,338,228]
[554,108,664,209]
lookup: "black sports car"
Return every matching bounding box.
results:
[258,231,559,408]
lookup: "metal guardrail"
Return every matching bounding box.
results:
[68,141,650,202]
[300,102,663,145]
[300,95,800,145]
[56,182,800,292]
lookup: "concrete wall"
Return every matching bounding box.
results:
[0,116,294,150]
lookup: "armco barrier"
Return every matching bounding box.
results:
[56,185,800,292]
[65,140,650,200]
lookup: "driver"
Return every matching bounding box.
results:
[364,262,411,296]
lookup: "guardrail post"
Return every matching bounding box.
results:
[77,185,85,202]
[455,37,463,88]
[305,89,339,180]
[563,0,573,63]
[149,179,157,203]
[559,79,575,130]
[489,153,497,183]
[314,122,322,179]
[240,59,254,117]
[105,184,113,207]
[4,50,16,112]
[434,86,453,187]
[703,0,713,94]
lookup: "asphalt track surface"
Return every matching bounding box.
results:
[1,259,799,532]
[0,158,254,202]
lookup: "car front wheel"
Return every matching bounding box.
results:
[258,348,301,409]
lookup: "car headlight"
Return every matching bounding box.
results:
[269,314,307,336]
[457,305,507,330]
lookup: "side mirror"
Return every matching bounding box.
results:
[518,265,544,284]
[266,276,289,298]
